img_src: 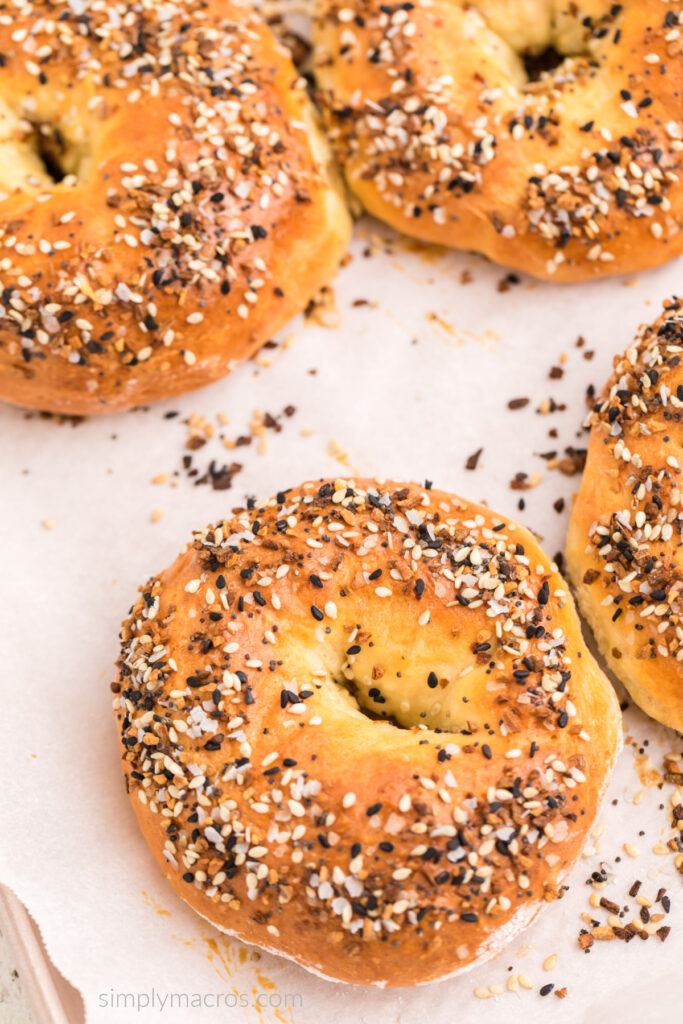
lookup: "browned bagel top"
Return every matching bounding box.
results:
[313,0,683,280]
[0,0,350,413]
[114,478,620,985]
[567,298,683,730]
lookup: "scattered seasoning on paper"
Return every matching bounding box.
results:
[156,404,298,492]
[465,448,483,471]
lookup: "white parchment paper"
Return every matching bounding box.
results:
[1,220,682,1023]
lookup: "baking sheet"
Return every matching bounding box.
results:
[1,219,682,1023]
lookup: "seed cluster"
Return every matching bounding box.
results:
[579,873,673,947]
[113,479,614,977]
[315,0,683,275]
[0,0,319,380]
[582,298,683,663]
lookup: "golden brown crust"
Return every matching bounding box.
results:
[113,478,620,986]
[567,297,683,733]
[0,0,351,415]
[313,0,683,281]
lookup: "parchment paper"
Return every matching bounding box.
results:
[1,220,682,1023]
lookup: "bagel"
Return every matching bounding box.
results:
[313,0,683,281]
[0,0,351,416]
[567,298,683,733]
[113,477,621,986]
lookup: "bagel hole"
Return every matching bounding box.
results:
[521,45,566,81]
[31,122,69,183]
[334,663,465,735]
[339,676,410,729]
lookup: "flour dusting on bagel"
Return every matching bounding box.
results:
[0,0,350,414]
[313,0,683,280]
[114,478,620,985]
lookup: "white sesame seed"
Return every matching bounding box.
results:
[392,868,412,881]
